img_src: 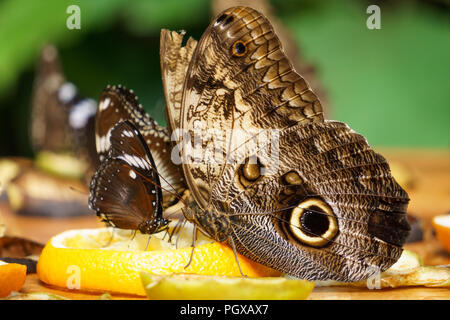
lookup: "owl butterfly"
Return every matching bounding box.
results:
[30,44,98,173]
[89,120,169,234]
[160,6,410,281]
[94,85,186,207]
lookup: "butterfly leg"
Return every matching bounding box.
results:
[144,234,152,251]
[102,227,115,248]
[184,224,197,269]
[126,229,138,249]
[229,236,247,277]
[175,218,189,249]
[168,217,184,244]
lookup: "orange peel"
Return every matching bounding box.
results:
[37,227,280,296]
[0,262,27,297]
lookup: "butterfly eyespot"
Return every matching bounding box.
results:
[243,158,260,181]
[232,40,247,57]
[283,171,303,185]
[288,198,338,248]
[238,157,263,188]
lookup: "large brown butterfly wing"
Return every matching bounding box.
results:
[89,120,168,234]
[95,85,185,205]
[180,6,323,209]
[177,7,410,281]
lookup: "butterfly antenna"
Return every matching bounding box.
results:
[161,227,170,242]
[69,186,89,195]
[137,171,188,208]
[153,169,183,201]
[184,223,197,269]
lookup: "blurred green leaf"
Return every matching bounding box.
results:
[0,0,449,157]
[282,0,450,147]
[122,0,210,34]
[0,0,125,97]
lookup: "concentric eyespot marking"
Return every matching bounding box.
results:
[237,157,263,188]
[280,171,304,196]
[288,198,338,248]
[232,40,247,57]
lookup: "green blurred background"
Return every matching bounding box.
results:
[0,0,449,157]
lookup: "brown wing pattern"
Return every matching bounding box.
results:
[180,6,323,208]
[177,6,410,281]
[215,121,410,281]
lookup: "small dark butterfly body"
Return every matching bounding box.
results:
[89,120,169,234]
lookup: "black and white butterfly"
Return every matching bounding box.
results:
[89,120,169,234]
[30,44,98,170]
[94,85,186,207]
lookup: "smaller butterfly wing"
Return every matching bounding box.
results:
[109,120,161,183]
[89,121,167,234]
[95,85,186,203]
[89,158,165,232]
[95,85,149,161]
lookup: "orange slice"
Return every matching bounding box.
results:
[0,261,27,297]
[37,226,280,296]
[432,214,450,253]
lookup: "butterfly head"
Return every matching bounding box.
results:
[138,217,170,235]
[183,202,231,243]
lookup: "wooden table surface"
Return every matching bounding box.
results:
[1,148,449,300]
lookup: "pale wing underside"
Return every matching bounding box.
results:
[177,6,410,282]
[160,29,198,137]
[180,6,323,208]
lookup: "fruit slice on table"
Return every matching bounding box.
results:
[141,273,314,300]
[37,225,280,296]
[383,249,423,275]
[432,214,450,253]
[315,249,450,288]
[35,151,87,180]
[0,261,27,297]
